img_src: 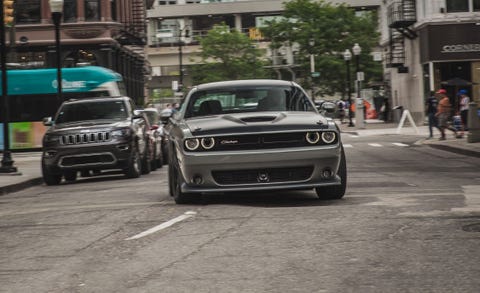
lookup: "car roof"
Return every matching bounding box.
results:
[63,96,130,104]
[193,79,296,91]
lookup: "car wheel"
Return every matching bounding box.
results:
[141,142,152,175]
[156,147,164,169]
[315,146,347,200]
[169,160,196,204]
[64,171,77,182]
[124,145,141,178]
[150,148,158,171]
[42,161,62,186]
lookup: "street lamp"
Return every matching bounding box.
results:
[49,0,64,107]
[0,0,17,172]
[178,25,190,92]
[309,38,315,96]
[352,43,364,128]
[343,49,354,127]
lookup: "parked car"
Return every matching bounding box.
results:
[164,79,347,204]
[140,107,165,169]
[41,96,152,185]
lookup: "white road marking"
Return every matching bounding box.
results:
[343,144,353,148]
[392,142,409,147]
[349,135,359,138]
[125,211,197,240]
[368,143,383,147]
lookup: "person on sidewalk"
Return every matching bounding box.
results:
[435,89,458,140]
[458,89,470,131]
[426,91,440,139]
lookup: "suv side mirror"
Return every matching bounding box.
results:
[43,117,53,126]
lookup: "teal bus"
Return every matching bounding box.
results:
[0,66,125,150]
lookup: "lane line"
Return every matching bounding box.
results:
[125,211,197,240]
[343,144,353,148]
[368,143,382,147]
[392,142,409,147]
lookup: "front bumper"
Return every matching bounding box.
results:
[42,141,134,172]
[177,144,342,193]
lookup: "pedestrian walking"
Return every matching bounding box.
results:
[337,100,346,124]
[458,89,470,131]
[425,91,440,139]
[435,89,458,140]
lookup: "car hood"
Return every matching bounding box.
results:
[184,112,331,136]
[49,120,132,132]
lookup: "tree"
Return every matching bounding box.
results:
[190,24,271,84]
[260,0,382,97]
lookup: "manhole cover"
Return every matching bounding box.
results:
[462,223,480,232]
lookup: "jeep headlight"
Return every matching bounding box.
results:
[43,134,60,143]
[112,128,132,137]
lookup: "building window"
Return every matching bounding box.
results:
[85,0,100,21]
[111,0,117,21]
[446,0,468,12]
[474,0,480,11]
[64,0,77,23]
[15,0,41,24]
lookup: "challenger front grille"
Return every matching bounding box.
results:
[60,132,111,145]
[212,166,314,185]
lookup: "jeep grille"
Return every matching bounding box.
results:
[60,132,111,145]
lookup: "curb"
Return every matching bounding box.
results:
[0,177,44,196]
[427,143,480,158]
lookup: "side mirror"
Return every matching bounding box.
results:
[43,117,53,126]
[160,112,172,124]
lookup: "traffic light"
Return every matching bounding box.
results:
[3,0,14,26]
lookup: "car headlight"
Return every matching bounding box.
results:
[184,138,200,151]
[305,132,320,144]
[111,128,132,137]
[201,137,215,150]
[43,134,60,143]
[321,131,336,144]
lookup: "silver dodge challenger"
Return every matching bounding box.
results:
[164,79,346,204]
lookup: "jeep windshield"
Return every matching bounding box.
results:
[55,100,129,124]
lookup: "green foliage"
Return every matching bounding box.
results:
[190,24,271,84]
[260,0,382,96]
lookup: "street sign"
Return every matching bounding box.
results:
[172,80,178,91]
[357,71,364,81]
[311,72,320,77]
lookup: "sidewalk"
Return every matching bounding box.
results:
[0,119,478,196]
[338,118,480,158]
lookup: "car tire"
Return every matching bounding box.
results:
[315,146,347,200]
[151,148,158,171]
[141,142,152,175]
[169,157,196,204]
[42,161,62,186]
[64,171,77,182]
[156,148,164,169]
[124,145,142,178]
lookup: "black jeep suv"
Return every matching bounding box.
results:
[41,96,152,185]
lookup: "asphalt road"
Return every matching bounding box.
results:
[0,133,479,293]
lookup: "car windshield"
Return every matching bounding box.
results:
[143,110,159,125]
[184,86,316,118]
[55,100,129,124]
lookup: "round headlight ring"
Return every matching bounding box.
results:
[305,132,320,144]
[185,138,200,151]
[201,137,215,150]
[321,131,336,144]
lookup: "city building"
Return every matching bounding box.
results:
[381,0,480,123]
[7,0,150,105]
[145,0,381,99]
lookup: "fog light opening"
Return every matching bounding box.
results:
[192,175,203,185]
[321,168,334,179]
